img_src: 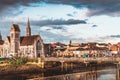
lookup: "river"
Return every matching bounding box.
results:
[0,63,119,80]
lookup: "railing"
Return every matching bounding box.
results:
[45,57,120,62]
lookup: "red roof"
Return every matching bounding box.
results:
[117,43,120,48]
[51,44,56,48]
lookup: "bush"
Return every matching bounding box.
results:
[10,58,27,65]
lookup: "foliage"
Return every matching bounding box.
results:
[9,58,27,65]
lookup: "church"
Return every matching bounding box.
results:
[1,19,44,58]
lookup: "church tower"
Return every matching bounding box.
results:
[10,24,20,54]
[26,18,31,36]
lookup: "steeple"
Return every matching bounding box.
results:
[26,18,31,36]
[0,31,2,40]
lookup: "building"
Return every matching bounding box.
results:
[63,41,109,57]
[44,43,53,56]
[51,42,67,57]
[110,44,118,54]
[2,19,44,58]
[0,32,4,57]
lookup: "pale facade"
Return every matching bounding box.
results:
[2,19,44,58]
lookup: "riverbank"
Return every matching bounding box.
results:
[0,64,44,75]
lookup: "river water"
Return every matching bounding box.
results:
[0,63,119,80]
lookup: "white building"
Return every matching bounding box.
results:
[2,19,44,58]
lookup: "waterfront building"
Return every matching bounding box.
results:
[2,19,44,58]
[44,43,53,56]
[60,41,110,57]
[48,42,67,57]
[110,44,118,54]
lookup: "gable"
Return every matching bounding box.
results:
[4,37,10,45]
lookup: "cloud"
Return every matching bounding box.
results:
[44,0,120,16]
[31,19,87,26]
[41,32,120,44]
[110,35,120,38]
[81,36,120,44]
[0,0,42,16]
[92,25,97,27]
[67,14,74,17]
[0,0,41,9]
[38,29,87,43]
[1,0,120,17]
[38,30,71,43]
[52,26,63,29]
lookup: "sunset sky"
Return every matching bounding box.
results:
[0,0,120,44]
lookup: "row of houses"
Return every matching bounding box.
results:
[45,41,120,58]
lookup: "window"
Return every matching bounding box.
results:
[15,34,19,38]
[36,41,41,50]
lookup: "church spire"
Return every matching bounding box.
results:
[26,18,31,36]
[0,31,2,40]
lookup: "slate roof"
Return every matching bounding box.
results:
[12,24,20,32]
[20,35,40,46]
[5,35,40,46]
[7,36,10,42]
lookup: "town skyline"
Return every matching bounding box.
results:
[0,0,120,44]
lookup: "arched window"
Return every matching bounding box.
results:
[36,41,41,50]
[36,40,41,57]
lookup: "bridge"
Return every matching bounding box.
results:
[44,57,120,63]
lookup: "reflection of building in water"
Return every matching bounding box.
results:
[73,72,97,80]
[37,67,119,80]
[86,72,97,80]
[45,71,98,80]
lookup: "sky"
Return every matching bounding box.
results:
[0,0,120,44]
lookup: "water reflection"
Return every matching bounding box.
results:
[0,63,119,80]
[36,69,116,80]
